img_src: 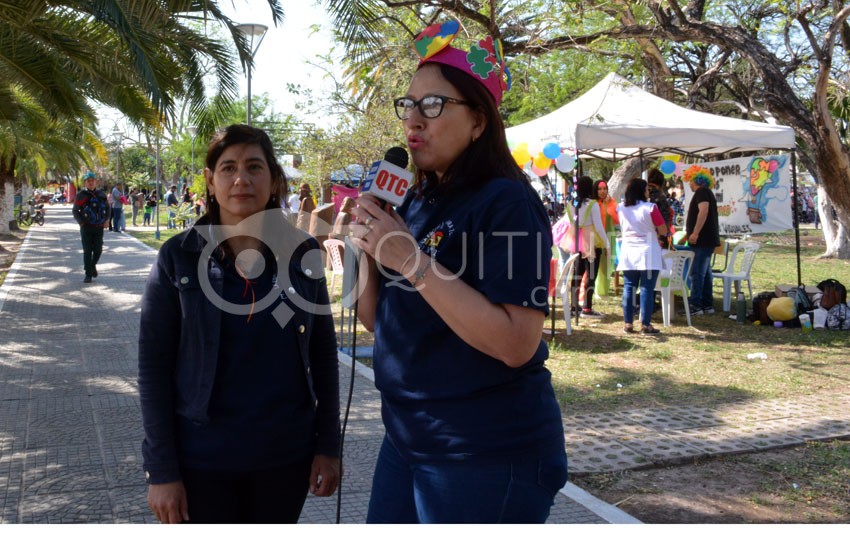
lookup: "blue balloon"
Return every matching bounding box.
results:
[543,142,561,160]
[660,160,676,175]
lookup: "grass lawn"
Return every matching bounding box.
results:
[325,227,850,415]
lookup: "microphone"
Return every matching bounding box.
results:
[341,147,411,309]
[359,146,412,207]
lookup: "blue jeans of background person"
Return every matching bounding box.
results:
[167,207,176,228]
[112,207,122,231]
[689,246,714,310]
[366,435,568,523]
[622,269,659,326]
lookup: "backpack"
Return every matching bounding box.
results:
[786,286,814,315]
[751,291,775,324]
[817,279,847,310]
[82,191,108,225]
[826,303,850,330]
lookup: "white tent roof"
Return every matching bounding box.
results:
[505,73,796,161]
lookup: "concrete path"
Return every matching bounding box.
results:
[0,206,633,523]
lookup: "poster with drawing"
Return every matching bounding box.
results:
[684,154,793,235]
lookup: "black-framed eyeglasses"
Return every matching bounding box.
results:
[393,95,469,120]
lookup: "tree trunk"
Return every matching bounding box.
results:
[1,153,16,234]
[607,158,645,203]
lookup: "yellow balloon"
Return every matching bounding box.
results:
[668,155,681,162]
[512,148,531,167]
[533,153,552,170]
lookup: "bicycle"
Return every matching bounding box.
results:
[16,204,33,227]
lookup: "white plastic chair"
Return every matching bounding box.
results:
[654,250,694,327]
[717,242,761,311]
[555,253,582,335]
[323,238,345,300]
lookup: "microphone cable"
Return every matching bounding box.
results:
[335,244,361,524]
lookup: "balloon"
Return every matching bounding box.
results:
[543,142,561,160]
[533,153,552,170]
[512,148,531,167]
[668,155,681,162]
[531,164,547,177]
[660,160,676,175]
[555,153,575,172]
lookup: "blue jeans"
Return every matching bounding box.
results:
[622,270,659,326]
[689,246,714,310]
[366,436,568,523]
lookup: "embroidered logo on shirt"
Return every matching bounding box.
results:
[421,220,455,257]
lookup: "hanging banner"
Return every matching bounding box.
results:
[684,154,792,235]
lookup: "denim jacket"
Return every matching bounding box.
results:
[138,213,340,484]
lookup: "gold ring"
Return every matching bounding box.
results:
[363,217,373,226]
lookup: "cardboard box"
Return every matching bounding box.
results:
[775,284,821,299]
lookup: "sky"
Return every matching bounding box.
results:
[219,1,340,125]
[98,1,340,137]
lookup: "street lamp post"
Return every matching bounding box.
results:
[111,126,123,185]
[155,135,161,240]
[188,125,198,182]
[235,23,268,126]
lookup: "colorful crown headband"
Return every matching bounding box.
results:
[683,165,715,189]
[412,20,511,106]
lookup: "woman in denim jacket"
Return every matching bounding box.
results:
[138,125,340,523]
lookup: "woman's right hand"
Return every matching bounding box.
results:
[148,481,189,523]
[349,194,419,275]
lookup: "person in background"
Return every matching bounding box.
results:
[561,175,610,318]
[349,21,567,523]
[683,165,720,315]
[111,182,127,232]
[647,168,673,248]
[165,185,179,229]
[143,192,156,226]
[72,172,108,283]
[139,124,340,523]
[592,179,619,297]
[616,178,668,335]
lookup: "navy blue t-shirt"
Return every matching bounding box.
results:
[178,251,314,472]
[373,178,564,461]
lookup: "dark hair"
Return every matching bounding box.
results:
[575,175,594,206]
[204,124,286,223]
[624,178,648,206]
[413,63,526,195]
[648,168,665,187]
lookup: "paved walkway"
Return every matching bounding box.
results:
[1,206,847,523]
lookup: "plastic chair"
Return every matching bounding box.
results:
[711,239,729,274]
[717,242,761,311]
[323,238,345,300]
[555,253,582,335]
[654,250,695,327]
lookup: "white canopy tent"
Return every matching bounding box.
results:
[507,73,807,287]
[505,72,795,161]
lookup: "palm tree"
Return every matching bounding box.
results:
[0,1,284,230]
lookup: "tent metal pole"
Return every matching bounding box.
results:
[791,151,802,287]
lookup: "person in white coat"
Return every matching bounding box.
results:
[617,178,668,335]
